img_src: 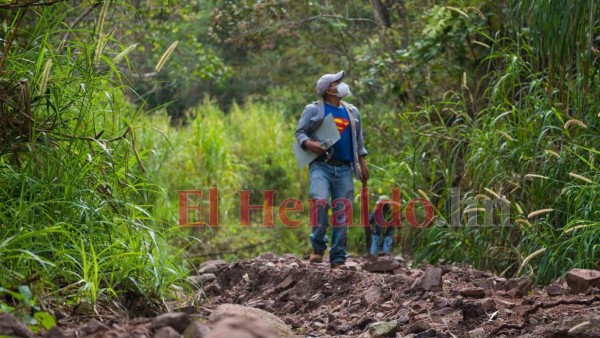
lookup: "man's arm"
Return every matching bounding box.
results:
[295,104,326,154]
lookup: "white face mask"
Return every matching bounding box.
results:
[333,82,351,98]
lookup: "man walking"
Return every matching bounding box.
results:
[295,71,369,269]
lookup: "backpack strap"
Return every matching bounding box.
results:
[340,101,363,182]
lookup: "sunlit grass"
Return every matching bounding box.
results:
[405,0,599,284]
[0,4,189,313]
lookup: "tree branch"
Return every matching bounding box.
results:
[0,8,27,76]
[35,128,130,143]
[0,0,67,9]
[300,14,376,25]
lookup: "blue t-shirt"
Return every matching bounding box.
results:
[324,102,353,162]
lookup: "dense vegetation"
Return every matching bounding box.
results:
[0,0,598,325]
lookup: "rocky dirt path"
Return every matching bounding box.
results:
[2,254,600,338]
[200,253,600,337]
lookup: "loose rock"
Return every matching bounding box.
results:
[458,300,486,322]
[468,327,486,338]
[507,288,524,298]
[45,327,66,338]
[369,320,403,337]
[459,287,486,298]
[308,293,325,309]
[405,321,431,334]
[276,275,296,291]
[420,267,443,291]
[194,273,216,283]
[199,260,228,274]
[205,282,222,293]
[81,318,108,335]
[209,303,295,338]
[481,298,497,312]
[431,296,449,309]
[566,269,600,294]
[207,316,279,338]
[546,283,567,296]
[183,321,210,338]
[346,261,359,271]
[152,313,191,333]
[362,259,401,272]
[153,326,180,338]
[414,329,437,337]
[361,287,381,306]
[0,313,34,338]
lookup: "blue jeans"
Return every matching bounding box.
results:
[370,225,394,256]
[309,161,354,264]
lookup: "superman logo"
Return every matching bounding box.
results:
[334,117,349,133]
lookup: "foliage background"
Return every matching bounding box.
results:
[0,0,598,317]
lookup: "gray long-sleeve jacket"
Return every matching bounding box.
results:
[295,99,367,179]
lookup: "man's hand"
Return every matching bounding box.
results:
[303,140,327,155]
[359,156,369,183]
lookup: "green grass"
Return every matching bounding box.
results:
[0,3,189,315]
[137,99,312,262]
[401,0,600,284]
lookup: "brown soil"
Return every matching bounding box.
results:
[11,254,600,338]
[201,254,600,337]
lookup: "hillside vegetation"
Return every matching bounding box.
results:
[0,0,598,322]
